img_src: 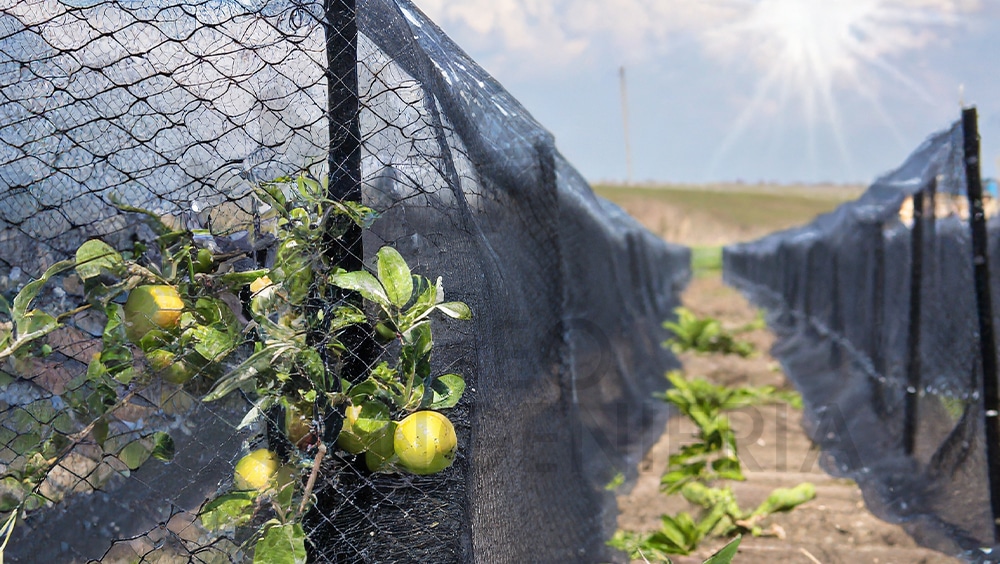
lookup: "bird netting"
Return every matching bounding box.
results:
[0,0,690,562]
[724,111,1000,562]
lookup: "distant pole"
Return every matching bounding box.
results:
[619,66,633,185]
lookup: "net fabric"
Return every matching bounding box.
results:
[0,0,690,562]
[724,120,1000,560]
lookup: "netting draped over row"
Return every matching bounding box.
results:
[724,119,999,561]
[0,0,689,562]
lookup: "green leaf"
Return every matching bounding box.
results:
[91,417,109,447]
[330,270,390,308]
[11,260,74,323]
[137,329,173,354]
[712,457,745,481]
[406,276,438,319]
[403,322,433,359]
[203,343,293,402]
[657,513,700,554]
[750,483,816,517]
[200,491,256,531]
[297,348,325,382]
[332,199,377,227]
[253,522,307,564]
[86,355,108,381]
[186,324,237,363]
[330,305,367,332]
[0,477,26,513]
[151,432,175,462]
[217,269,271,287]
[376,247,413,308]
[75,240,123,281]
[680,482,721,508]
[606,530,676,562]
[118,440,152,470]
[14,310,59,344]
[238,396,277,430]
[429,374,465,409]
[350,401,392,435]
[704,536,742,564]
[98,303,133,381]
[296,173,322,201]
[257,181,288,211]
[435,301,472,320]
[348,379,380,402]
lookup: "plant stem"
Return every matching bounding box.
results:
[297,441,327,518]
[55,303,92,322]
[0,508,19,560]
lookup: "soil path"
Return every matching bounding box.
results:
[614,273,961,564]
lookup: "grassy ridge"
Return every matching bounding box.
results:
[593,183,862,235]
[691,245,723,276]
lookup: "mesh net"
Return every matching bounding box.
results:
[0,0,690,562]
[724,117,1000,561]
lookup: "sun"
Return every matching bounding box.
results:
[750,0,877,70]
[706,0,964,178]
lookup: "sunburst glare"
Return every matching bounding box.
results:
[706,0,968,178]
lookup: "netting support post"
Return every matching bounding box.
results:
[324,0,362,245]
[963,106,1000,541]
[903,181,928,456]
[317,0,367,442]
[903,178,937,456]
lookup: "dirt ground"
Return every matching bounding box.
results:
[610,188,961,564]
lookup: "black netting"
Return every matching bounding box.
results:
[0,0,689,562]
[724,117,1000,562]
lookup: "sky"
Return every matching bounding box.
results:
[410,0,1000,186]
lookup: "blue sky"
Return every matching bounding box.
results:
[412,0,1000,185]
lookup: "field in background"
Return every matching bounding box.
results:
[593,183,864,246]
[607,183,958,563]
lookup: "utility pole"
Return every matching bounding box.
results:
[619,66,633,185]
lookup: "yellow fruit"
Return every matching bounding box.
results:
[272,464,297,500]
[193,248,214,273]
[285,401,313,449]
[249,275,279,314]
[146,348,174,371]
[146,349,196,385]
[234,449,281,491]
[394,411,457,475]
[249,275,273,295]
[123,285,184,343]
[337,402,390,455]
[364,421,397,472]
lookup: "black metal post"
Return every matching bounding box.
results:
[903,184,926,456]
[316,0,368,442]
[963,106,1000,541]
[325,0,362,269]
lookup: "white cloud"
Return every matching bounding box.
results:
[411,0,981,78]
[412,0,743,74]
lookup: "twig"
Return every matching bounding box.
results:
[0,508,19,561]
[55,303,92,322]
[799,547,822,564]
[296,441,327,518]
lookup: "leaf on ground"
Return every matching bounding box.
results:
[703,536,742,564]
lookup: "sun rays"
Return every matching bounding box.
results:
[705,0,971,178]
